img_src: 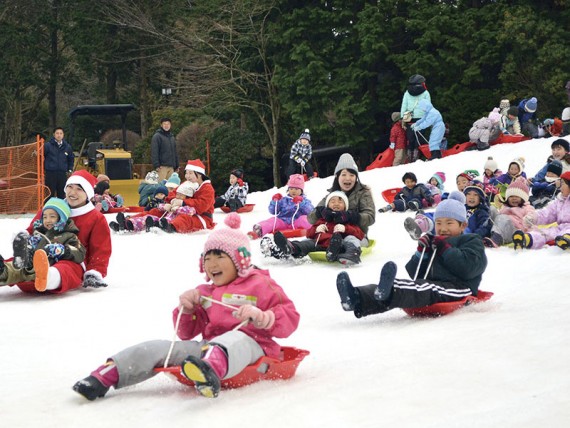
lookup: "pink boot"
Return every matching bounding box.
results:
[181,345,228,398]
[415,214,434,234]
[91,361,119,387]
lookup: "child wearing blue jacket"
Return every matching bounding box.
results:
[378,172,434,213]
[410,99,446,159]
[529,160,562,209]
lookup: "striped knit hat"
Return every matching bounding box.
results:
[505,177,530,202]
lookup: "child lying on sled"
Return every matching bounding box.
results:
[73,213,300,400]
[336,191,488,318]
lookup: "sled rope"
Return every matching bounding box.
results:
[424,248,438,278]
[164,305,184,368]
[291,202,301,230]
[412,247,438,281]
[200,296,251,330]
[271,198,279,233]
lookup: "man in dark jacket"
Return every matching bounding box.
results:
[44,127,74,199]
[151,118,179,181]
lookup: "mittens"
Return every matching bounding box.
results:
[44,243,65,261]
[234,304,275,330]
[417,233,434,253]
[292,196,303,204]
[82,271,108,288]
[237,179,244,187]
[272,193,283,201]
[179,289,201,313]
[432,236,451,254]
[320,207,336,222]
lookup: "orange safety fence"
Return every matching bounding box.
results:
[0,135,49,215]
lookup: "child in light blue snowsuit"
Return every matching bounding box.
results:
[411,99,445,159]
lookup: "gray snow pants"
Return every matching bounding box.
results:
[111,330,264,389]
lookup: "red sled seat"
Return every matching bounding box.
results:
[491,134,530,145]
[381,187,402,204]
[106,206,145,214]
[365,148,395,171]
[403,290,493,317]
[419,142,476,160]
[154,346,310,389]
[220,203,255,213]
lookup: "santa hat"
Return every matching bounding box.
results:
[200,213,252,278]
[325,191,349,210]
[66,170,97,200]
[185,159,206,175]
[505,177,530,202]
[287,174,305,191]
[434,191,466,223]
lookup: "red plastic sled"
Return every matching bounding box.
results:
[106,206,145,214]
[220,204,255,213]
[419,142,476,160]
[154,347,309,389]
[491,134,529,145]
[381,187,402,204]
[280,229,307,238]
[365,148,395,171]
[403,290,493,317]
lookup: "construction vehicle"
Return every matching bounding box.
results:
[69,104,143,206]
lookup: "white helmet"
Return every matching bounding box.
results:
[562,107,570,121]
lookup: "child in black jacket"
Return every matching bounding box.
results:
[378,172,434,213]
[338,191,488,318]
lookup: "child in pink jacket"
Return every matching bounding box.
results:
[73,213,300,400]
[485,177,536,247]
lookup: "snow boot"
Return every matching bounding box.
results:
[404,217,422,240]
[72,375,111,401]
[159,218,176,233]
[115,212,126,231]
[407,200,421,212]
[555,234,570,250]
[484,232,503,248]
[338,243,362,266]
[33,249,50,292]
[260,237,278,258]
[430,150,442,159]
[336,271,361,312]
[512,229,532,250]
[374,261,397,302]
[0,255,5,281]
[145,216,155,232]
[116,195,124,208]
[12,231,32,270]
[378,204,393,213]
[125,219,135,232]
[101,200,109,212]
[109,221,120,232]
[274,231,295,258]
[326,233,343,262]
[181,345,227,398]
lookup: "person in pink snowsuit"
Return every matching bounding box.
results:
[73,213,300,401]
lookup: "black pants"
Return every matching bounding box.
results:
[214,196,243,212]
[286,159,314,178]
[45,170,68,199]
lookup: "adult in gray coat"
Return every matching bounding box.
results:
[267,153,376,265]
[151,118,179,181]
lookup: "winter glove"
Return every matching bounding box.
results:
[292,196,303,204]
[294,155,301,164]
[315,224,328,233]
[272,193,283,201]
[234,304,275,330]
[432,236,452,254]
[28,234,43,250]
[237,178,244,187]
[389,143,395,150]
[332,209,360,225]
[320,207,336,222]
[523,212,537,229]
[179,289,201,314]
[300,159,306,167]
[44,243,65,261]
[171,198,183,208]
[82,271,108,288]
[417,233,434,253]
[333,224,346,233]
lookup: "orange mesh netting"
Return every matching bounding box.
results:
[0,136,48,215]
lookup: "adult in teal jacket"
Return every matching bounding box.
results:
[411,99,445,159]
[400,74,431,162]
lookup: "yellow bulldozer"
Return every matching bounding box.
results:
[69,104,144,206]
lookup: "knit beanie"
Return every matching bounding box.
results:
[230,168,244,179]
[463,180,486,203]
[551,138,570,153]
[334,153,359,176]
[499,99,510,110]
[299,128,311,142]
[94,181,110,196]
[200,213,252,278]
[66,170,97,200]
[96,174,110,183]
[507,106,519,117]
[391,112,401,122]
[484,156,498,173]
[546,160,563,177]
[165,172,181,188]
[434,191,466,223]
[287,174,305,191]
[562,107,570,122]
[509,157,525,173]
[43,197,71,223]
[325,191,349,210]
[505,177,530,202]
[524,97,537,113]
[431,172,446,189]
[176,181,198,197]
[154,185,169,197]
[145,170,159,184]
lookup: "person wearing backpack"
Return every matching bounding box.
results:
[400,74,431,163]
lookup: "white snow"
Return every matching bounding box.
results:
[1,137,569,428]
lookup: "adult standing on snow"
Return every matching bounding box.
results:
[151,118,179,181]
[411,99,446,159]
[2,170,112,293]
[400,74,431,162]
[44,127,74,199]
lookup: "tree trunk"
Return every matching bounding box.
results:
[106,67,117,104]
[48,0,59,130]
[138,59,152,139]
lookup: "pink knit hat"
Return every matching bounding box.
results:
[505,177,529,202]
[200,213,252,278]
[287,174,305,191]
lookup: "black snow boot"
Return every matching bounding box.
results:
[145,216,155,232]
[336,271,361,312]
[109,221,120,232]
[274,231,295,257]
[12,231,32,270]
[338,242,362,265]
[159,217,176,233]
[115,212,126,231]
[72,375,110,401]
[326,233,344,262]
[374,261,397,302]
[430,150,442,159]
[407,200,421,212]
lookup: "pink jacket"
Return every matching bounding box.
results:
[499,202,536,230]
[158,203,196,221]
[536,193,570,227]
[173,269,300,358]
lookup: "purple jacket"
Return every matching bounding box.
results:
[173,269,300,358]
[268,195,314,224]
[536,194,570,227]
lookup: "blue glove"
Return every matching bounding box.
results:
[44,243,65,261]
[28,234,43,250]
